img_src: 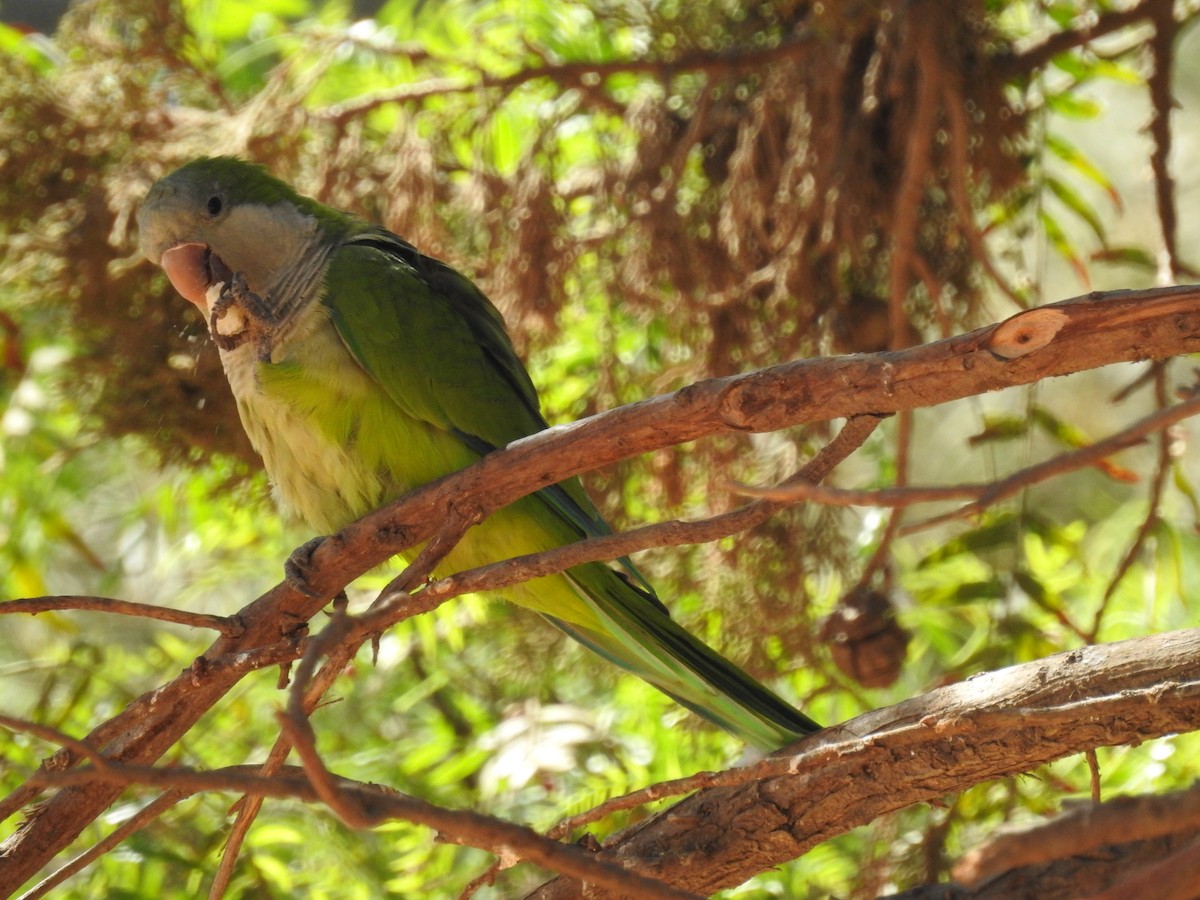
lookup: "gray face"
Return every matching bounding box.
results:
[139,169,320,315]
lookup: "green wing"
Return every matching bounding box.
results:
[320,229,819,748]
[324,231,624,545]
[325,230,544,449]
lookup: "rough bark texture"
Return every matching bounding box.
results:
[529,630,1200,898]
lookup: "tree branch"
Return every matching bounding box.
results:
[726,386,1200,532]
[0,596,243,636]
[955,784,1200,886]
[4,284,1200,891]
[529,628,1200,898]
[996,1,1159,81]
[364,414,883,634]
[316,34,818,124]
[24,759,702,900]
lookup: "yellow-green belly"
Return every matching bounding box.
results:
[219,320,600,631]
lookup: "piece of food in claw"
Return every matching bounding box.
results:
[207,281,247,338]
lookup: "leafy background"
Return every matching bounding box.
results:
[2,0,1200,896]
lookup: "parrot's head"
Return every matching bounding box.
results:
[138,157,329,316]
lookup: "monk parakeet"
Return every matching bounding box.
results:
[138,157,820,749]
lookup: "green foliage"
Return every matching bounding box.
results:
[1,0,1198,897]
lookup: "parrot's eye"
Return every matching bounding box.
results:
[206,195,223,216]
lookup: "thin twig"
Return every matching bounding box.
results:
[17,790,189,900]
[33,762,702,900]
[0,596,242,636]
[725,391,1200,534]
[1090,366,1172,639]
[997,1,1159,81]
[276,703,374,827]
[1146,0,1182,280]
[317,34,816,124]
[209,795,263,900]
[1086,748,1102,803]
[0,715,110,767]
[857,410,911,591]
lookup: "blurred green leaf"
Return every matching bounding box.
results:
[1046,133,1122,209]
[0,22,60,73]
[1045,90,1102,119]
[1046,174,1107,245]
[1091,246,1157,269]
[1039,208,1090,285]
[968,413,1030,445]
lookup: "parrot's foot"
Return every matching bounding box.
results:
[210,272,277,356]
[284,535,330,599]
[285,537,350,616]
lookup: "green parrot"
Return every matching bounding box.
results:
[137,156,820,749]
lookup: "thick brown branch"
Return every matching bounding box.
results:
[955,784,1200,885]
[530,629,1200,897]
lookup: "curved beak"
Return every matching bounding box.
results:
[159,243,233,309]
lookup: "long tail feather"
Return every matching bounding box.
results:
[548,564,821,750]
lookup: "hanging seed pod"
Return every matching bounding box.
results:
[821,587,910,688]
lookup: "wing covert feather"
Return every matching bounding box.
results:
[321,232,631,555]
[322,237,545,448]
